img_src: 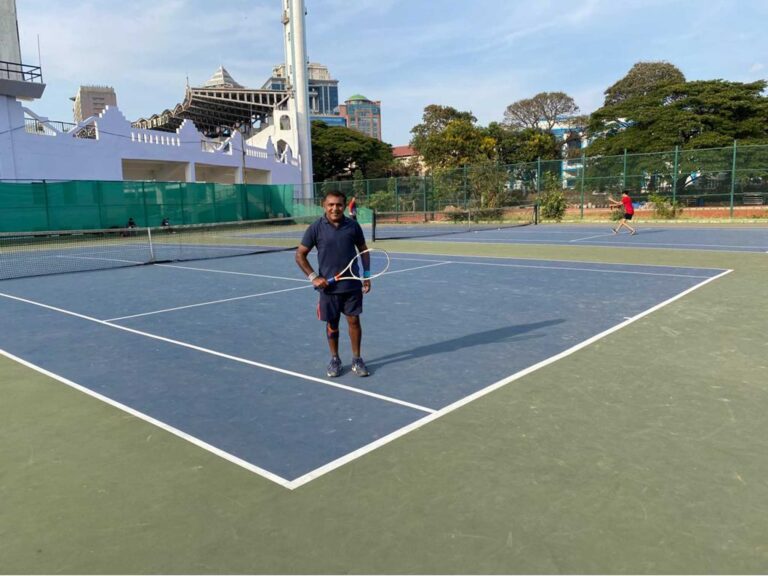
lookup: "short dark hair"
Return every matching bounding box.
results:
[622,189,632,195]
[323,190,347,204]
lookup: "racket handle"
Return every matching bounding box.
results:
[327,276,338,285]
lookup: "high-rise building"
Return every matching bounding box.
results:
[338,95,381,140]
[262,63,339,118]
[71,85,117,123]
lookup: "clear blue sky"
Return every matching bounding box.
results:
[15,0,768,146]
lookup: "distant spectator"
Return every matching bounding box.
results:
[348,196,358,221]
[125,217,137,237]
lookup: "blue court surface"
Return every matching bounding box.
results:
[0,250,729,488]
[381,223,768,252]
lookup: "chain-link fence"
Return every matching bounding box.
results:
[306,142,768,219]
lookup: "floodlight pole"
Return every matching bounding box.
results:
[284,0,314,199]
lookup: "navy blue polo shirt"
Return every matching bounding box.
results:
[301,215,367,293]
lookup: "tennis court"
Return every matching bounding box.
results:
[2,219,768,573]
[372,217,768,253]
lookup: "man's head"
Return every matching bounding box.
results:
[323,191,347,224]
[622,189,631,197]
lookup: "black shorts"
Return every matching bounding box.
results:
[317,290,363,322]
[624,213,633,220]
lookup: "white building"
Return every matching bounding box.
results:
[0,0,303,188]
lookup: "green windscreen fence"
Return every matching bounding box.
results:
[0,181,296,233]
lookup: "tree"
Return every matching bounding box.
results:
[484,123,561,164]
[588,79,768,156]
[603,61,685,106]
[410,105,496,169]
[503,92,579,132]
[311,121,394,182]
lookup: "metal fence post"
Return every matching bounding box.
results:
[463,165,468,208]
[142,181,149,227]
[536,157,541,199]
[580,153,586,219]
[43,179,50,230]
[730,140,737,219]
[622,148,627,189]
[672,145,679,205]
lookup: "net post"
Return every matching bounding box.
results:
[371,210,377,242]
[147,226,155,262]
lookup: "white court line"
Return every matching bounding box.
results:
[0,346,293,489]
[286,268,734,489]
[428,235,768,252]
[106,284,315,321]
[55,255,147,264]
[446,260,715,279]
[378,254,718,279]
[383,261,452,275]
[156,263,306,282]
[0,291,435,416]
[569,233,617,242]
[383,250,730,271]
[107,260,452,321]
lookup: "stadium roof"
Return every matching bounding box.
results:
[132,67,288,137]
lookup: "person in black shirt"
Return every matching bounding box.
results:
[295,191,371,377]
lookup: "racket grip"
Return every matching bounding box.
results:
[327,276,337,285]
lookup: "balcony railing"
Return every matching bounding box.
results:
[25,118,76,136]
[0,60,43,83]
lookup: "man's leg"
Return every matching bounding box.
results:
[346,315,369,376]
[327,320,340,357]
[319,292,343,377]
[346,314,361,358]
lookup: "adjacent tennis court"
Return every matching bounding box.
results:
[2,219,767,573]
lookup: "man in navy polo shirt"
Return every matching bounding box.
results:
[296,191,371,377]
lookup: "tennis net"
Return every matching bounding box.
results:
[372,205,537,242]
[0,215,319,280]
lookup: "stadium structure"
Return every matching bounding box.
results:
[0,0,313,195]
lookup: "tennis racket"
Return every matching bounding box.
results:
[324,248,390,285]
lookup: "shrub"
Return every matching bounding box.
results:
[648,193,683,219]
[539,190,567,222]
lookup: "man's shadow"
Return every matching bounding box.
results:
[366,319,565,371]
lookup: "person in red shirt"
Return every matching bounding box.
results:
[609,190,637,235]
[347,196,358,221]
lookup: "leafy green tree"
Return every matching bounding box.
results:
[603,61,685,106]
[466,160,512,208]
[311,121,394,181]
[484,123,559,164]
[410,105,495,169]
[503,92,579,131]
[588,79,768,156]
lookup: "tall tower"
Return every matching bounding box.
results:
[0,0,22,66]
[0,0,44,99]
[282,0,313,198]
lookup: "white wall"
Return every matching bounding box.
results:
[0,95,302,186]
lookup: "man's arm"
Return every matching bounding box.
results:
[295,244,327,289]
[358,241,371,294]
